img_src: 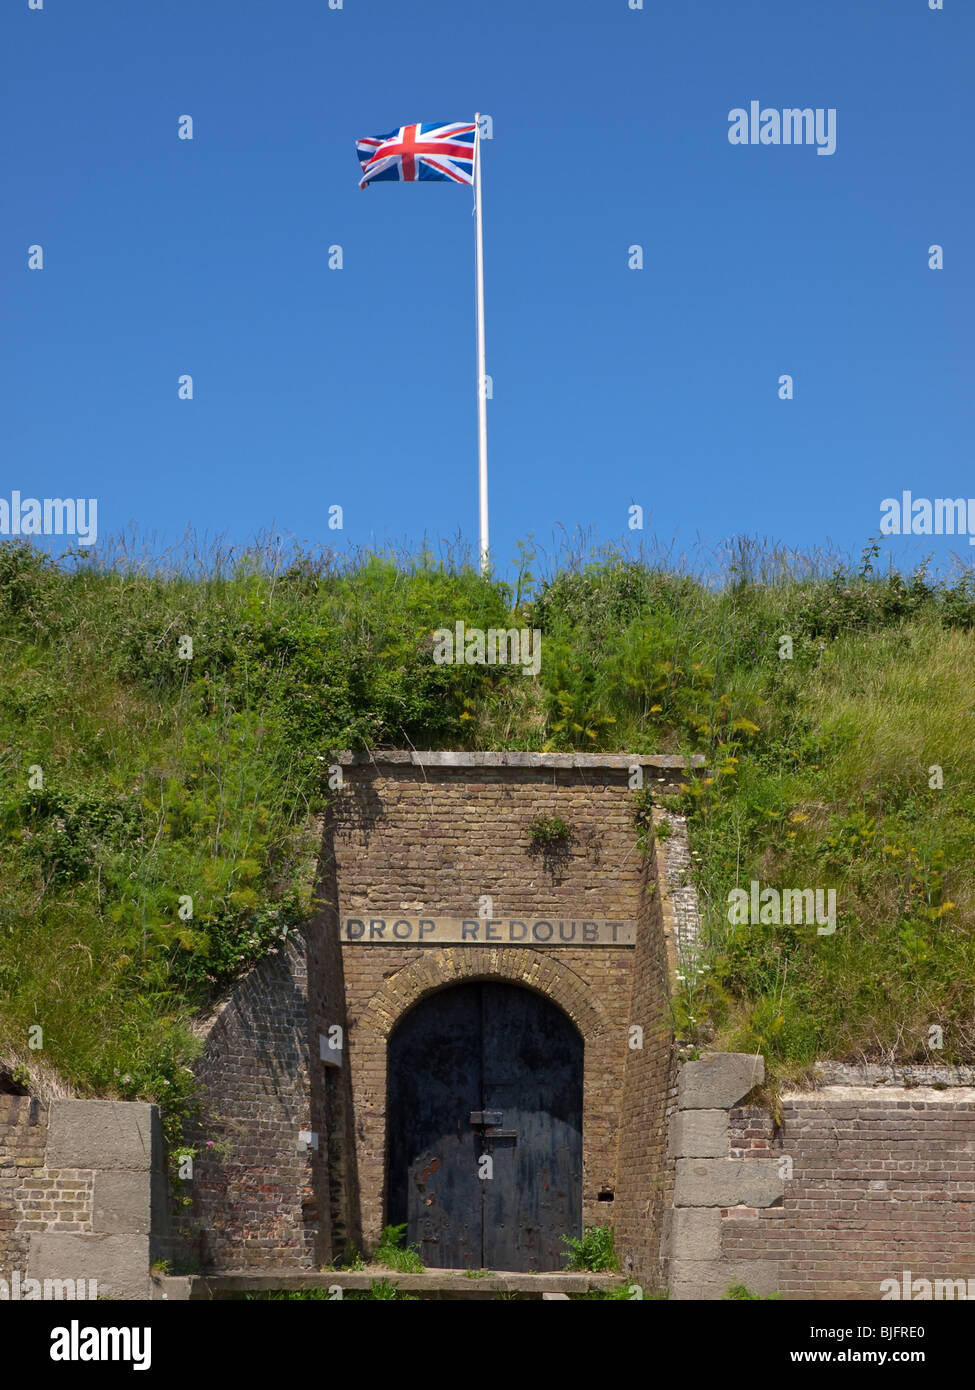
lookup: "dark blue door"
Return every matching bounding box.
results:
[387,982,583,1271]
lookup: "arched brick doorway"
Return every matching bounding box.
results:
[386,980,583,1271]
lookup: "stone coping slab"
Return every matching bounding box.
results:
[813,1062,975,1088]
[677,1053,765,1111]
[334,750,705,771]
[182,1269,626,1298]
[782,1084,975,1104]
[46,1100,155,1172]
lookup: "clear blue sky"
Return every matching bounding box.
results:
[3,0,972,578]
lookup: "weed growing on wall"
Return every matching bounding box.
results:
[373,1224,424,1274]
[561,1225,621,1273]
[527,815,572,846]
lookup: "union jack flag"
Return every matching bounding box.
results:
[355,121,476,189]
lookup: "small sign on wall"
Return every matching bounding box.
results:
[339,916,636,946]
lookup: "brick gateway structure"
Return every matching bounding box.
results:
[187,751,696,1280]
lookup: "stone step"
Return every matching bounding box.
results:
[153,1269,626,1300]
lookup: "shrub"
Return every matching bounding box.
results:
[561,1225,621,1273]
[373,1223,424,1274]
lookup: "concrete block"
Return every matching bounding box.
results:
[151,1275,193,1301]
[92,1170,151,1234]
[674,1158,783,1208]
[46,1101,156,1172]
[668,1108,729,1158]
[677,1053,764,1110]
[29,1232,150,1300]
[670,1258,780,1301]
[663,1207,723,1262]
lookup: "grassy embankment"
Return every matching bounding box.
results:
[1,535,973,1117]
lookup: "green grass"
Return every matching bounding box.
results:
[373,1224,424,1274]
[357,1278,418,1301]
[2,532,974,1121]
[723,1283,782,1301]
[245,1287,335,1301]
[244,1279,417,1301]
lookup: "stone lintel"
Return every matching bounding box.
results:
[333,750,705,771]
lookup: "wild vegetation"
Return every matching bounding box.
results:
[1,531,973,1112]
[561,1224,621,1273]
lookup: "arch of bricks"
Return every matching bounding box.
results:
[361,947,613,1041]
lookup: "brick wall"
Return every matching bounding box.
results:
[666,1064,975,1299]
[723,1085,975,1299]
[613,808,685,1282]
[1,1095,56,1271]
[187,938,322,1272]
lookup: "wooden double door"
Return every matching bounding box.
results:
[387,981,583,1271]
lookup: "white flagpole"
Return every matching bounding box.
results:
[473,113,489,575]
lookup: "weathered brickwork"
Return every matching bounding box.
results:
[613,809,684,1283]
[1,1096,52,1270]
[722,1087,975,1299]
[0,1098,95,1262]
[186,753,685,1277]
[321,760,676,1266]
[728,1105,777,1158]
[188,938,321,1272]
